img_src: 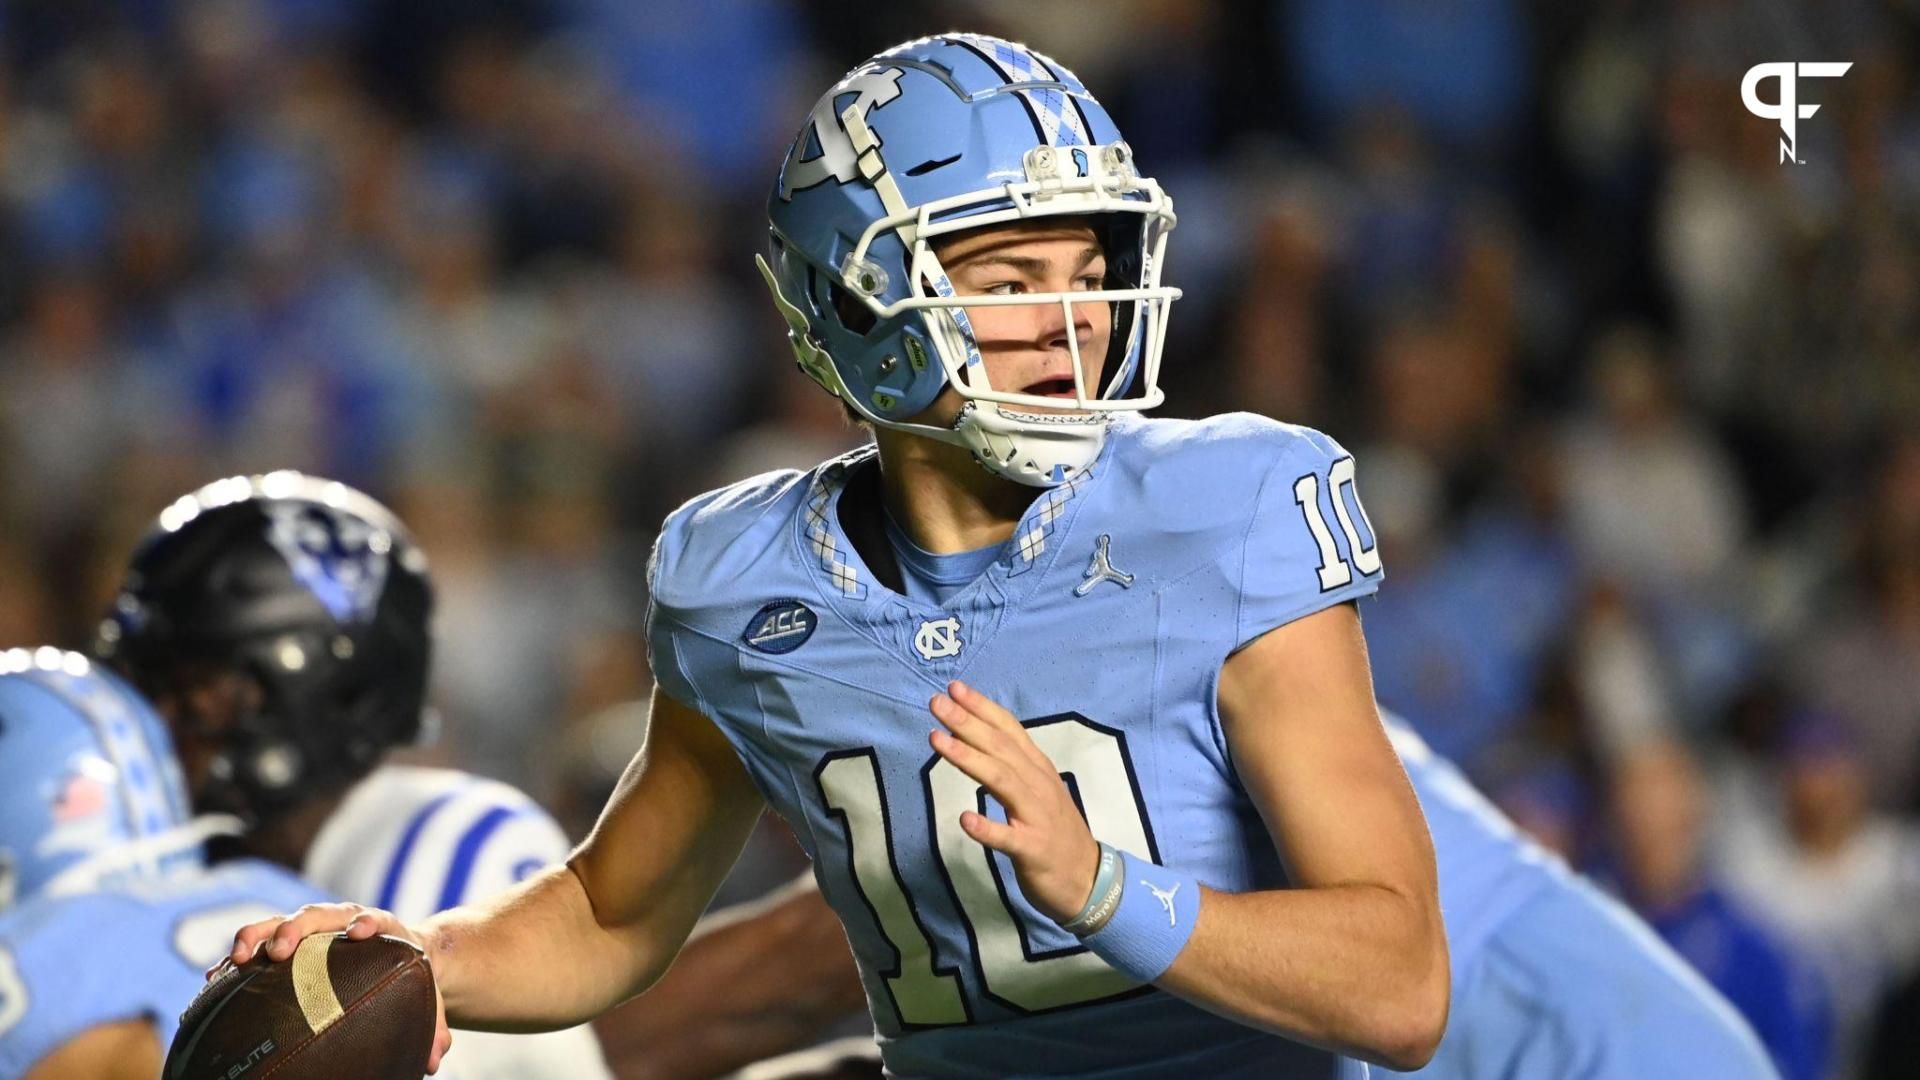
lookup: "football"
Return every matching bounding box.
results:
[164,933,436,1080]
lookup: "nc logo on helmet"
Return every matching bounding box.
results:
[779,68,905,201]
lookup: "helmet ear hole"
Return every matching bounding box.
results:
[830,280,878,336]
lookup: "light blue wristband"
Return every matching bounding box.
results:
[1080,850,1201,983]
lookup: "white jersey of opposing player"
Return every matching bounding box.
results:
[304,765,613,1080]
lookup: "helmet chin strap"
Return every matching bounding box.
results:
[942,401,1109,487]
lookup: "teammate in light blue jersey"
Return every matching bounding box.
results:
[0,649,326,1080]
[1377,717,1776,1079]
[225,34,1447,1079]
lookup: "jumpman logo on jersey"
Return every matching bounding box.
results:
[1144,880,1180,926]
[1074,534,1135,596]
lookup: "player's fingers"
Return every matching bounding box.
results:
[949,681,1021,730]
[959,809,1018,852]
[931,693,1029,771]
[228,915,288,967]
[948,682,1053,771]
[343,910,398,940]
[930,728,1022,803]
[262,902,370,961]
[426,998,452,1074]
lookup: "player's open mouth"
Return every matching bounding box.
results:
[1023,377,1080,398]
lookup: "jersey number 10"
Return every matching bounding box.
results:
[1294,456,1381,591]
[816,714,1155,1026]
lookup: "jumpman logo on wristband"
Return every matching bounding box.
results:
[1144,880,1181,926]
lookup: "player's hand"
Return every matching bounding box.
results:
[222,903,454,1073]
[928,680,1100,925]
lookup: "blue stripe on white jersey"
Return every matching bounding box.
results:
[305,766,572,923]
[437,805,529,911]
[376,788,464,910]
[300,767,613,1080]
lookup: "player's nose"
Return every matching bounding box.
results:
[1039,295,1098,355]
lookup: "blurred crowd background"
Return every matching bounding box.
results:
[0,1,1915,1077]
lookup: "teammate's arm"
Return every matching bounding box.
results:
[230,685,766,1068]
[594,874,868,1080]
[23,1019,165,1080]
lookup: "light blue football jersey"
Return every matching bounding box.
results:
[0,859,326,1077]
[1380,717,1778,1080]
[1381,715,1562,983]
[649,413,1385,1079]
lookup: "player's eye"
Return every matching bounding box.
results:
[1076,274,1105,291]
[983,281,1025,296]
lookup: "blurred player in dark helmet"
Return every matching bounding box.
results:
[98,474,434,855]
[96,471,613,1080]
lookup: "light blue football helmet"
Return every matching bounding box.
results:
[0,648,204,911]
[758,33,1180,486]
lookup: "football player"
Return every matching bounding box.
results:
[229,34,1450,1077]
[0,649,327,1080]
[96,472,613,1080]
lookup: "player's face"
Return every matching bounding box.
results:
[143,660,260,803]
[925,219,1111,418]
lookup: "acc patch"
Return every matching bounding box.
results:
[743,600,817,655]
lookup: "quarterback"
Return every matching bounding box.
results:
[230,34,1447,1077]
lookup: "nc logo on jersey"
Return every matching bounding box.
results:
[744,600,818,655]
[914,616,964,661]
[779,67,904,200]
[264,503,390,623]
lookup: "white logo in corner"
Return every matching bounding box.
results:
[1741,62,1852,163]
[914,616,963,661]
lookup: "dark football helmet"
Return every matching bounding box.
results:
[95,472,433,826]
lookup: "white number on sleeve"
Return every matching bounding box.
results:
[1294,456,1381,590]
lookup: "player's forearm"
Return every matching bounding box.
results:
[1154,882,1448,1070]
[596,878,867,1079]
[421,863,667,1033]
